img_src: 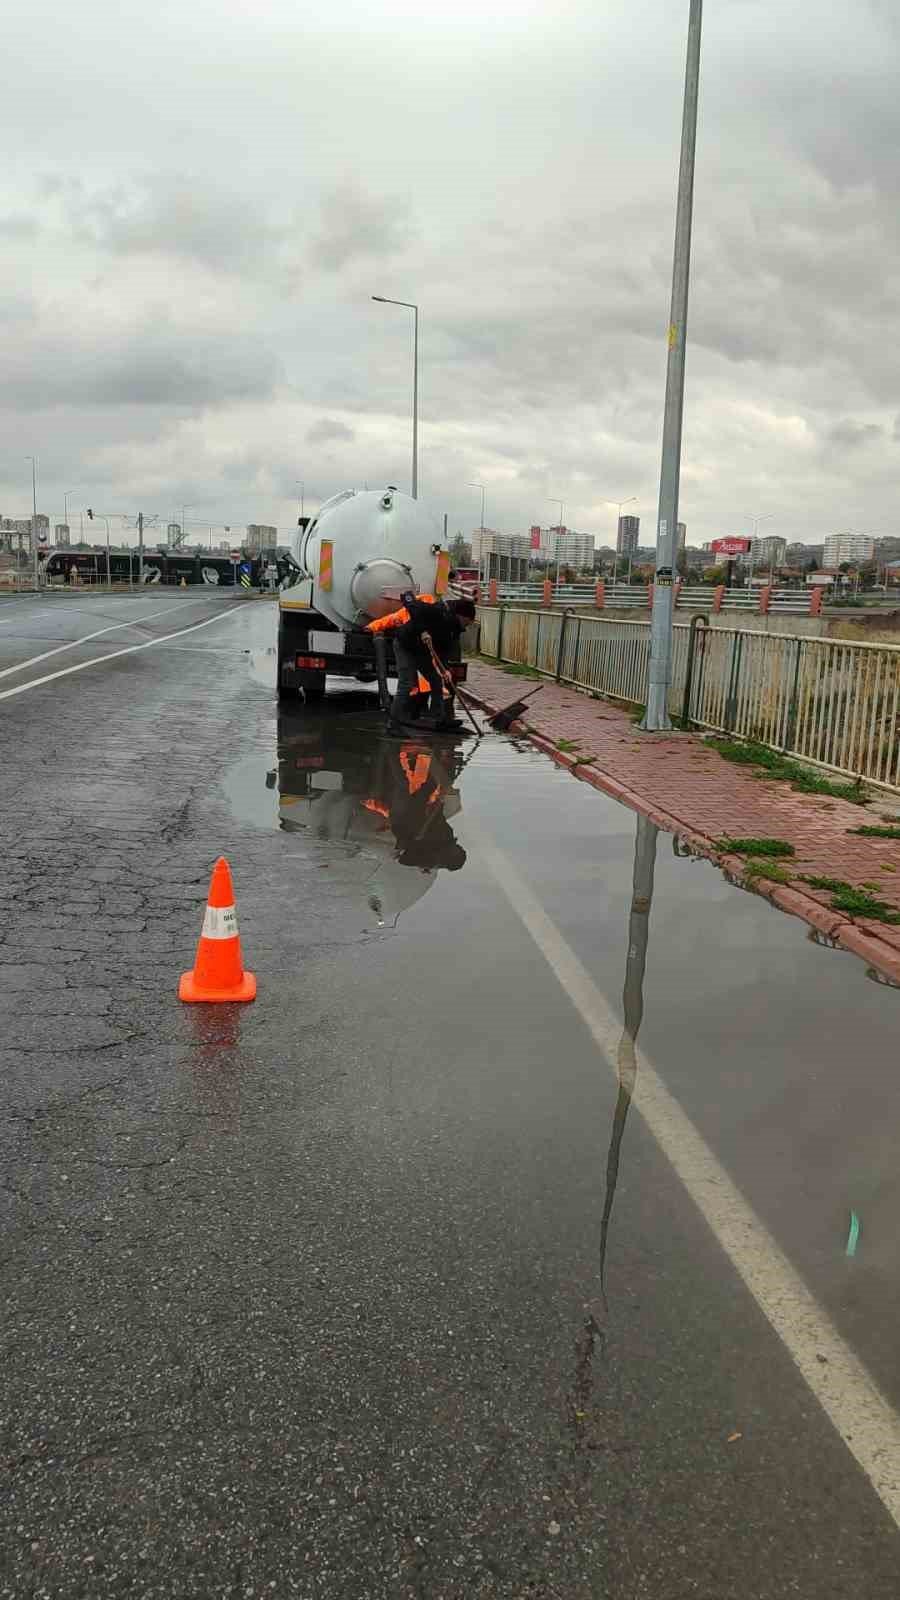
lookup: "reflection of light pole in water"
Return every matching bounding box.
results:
[599,812,659,1300]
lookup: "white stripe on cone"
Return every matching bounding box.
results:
[201,904,239,940]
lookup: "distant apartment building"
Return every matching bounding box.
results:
[543,527,594,569]
[474,529,530,583]
[823,533,875,568]
[677,522,687,552]
[1,515,46,550]
[246,523,278,554]
[54,523,71,547]
[617,514,640,556]
[166,522,182,546]
[751,535,787,567]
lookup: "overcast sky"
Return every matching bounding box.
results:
[3,0,900,549]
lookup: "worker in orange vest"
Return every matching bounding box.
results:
[366,598,436,720]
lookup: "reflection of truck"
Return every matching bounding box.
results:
[276,487,466,702]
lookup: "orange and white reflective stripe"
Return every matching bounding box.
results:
[201,904,239,940]
[319,539,334,591]
[434,551,450,594]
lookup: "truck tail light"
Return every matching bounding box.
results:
[296,655,327,669]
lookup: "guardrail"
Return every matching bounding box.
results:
[463,579,821,615]
[477,606,900,792]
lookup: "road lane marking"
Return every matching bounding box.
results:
[0,604,247,701]
[475,828,900,1530]
[0,601,206,681]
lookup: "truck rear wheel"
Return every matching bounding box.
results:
[299,671,326,703]
[277,617,301,701]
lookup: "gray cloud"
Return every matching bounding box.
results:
[307,418,356,445]
[1,0,900,548]
[310,180,415,271]
[42,171,293,277]
[3,314,281,409]
[826,420,885,451]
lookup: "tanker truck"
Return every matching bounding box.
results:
[276,486,466,702]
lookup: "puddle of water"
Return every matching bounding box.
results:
[224,690,471,928]
[219,686,900,1407]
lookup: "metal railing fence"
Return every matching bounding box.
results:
[472,581,816,614]
[477,606,900,792]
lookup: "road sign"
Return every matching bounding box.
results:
[230,549,241,562]
[37,532,48,546]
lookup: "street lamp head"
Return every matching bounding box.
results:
[372,295,387,302]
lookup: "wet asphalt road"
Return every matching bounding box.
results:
[2,591,900,1598]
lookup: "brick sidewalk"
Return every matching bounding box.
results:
[463,660,900,982]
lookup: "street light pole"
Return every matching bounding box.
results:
[548,499,564,584]
[743,511,774,586]
[372,296,419,498]
[64,488,79,539]
[605,496,638,584]
[470,483,483,579]
[296,481,305,519]
[643,0,704,732]
[25,456,39,590]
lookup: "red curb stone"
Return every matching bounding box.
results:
[462,668,900,984]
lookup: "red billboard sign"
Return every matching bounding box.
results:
[530,525,542,550]
[711,537,751,556]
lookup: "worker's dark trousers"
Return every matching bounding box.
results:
[392,640,444,725]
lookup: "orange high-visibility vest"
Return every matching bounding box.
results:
[399,751,432,795]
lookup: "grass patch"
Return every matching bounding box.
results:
[801,876,900,924]
[849,824,900,839]
[743,859,794,886]
[630,704,646,725]
[556,737,581,753]
[719,836,796,859]
[494,660,542,679]
[708,738,869,806]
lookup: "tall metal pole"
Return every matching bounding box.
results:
[412,303,418,500]
[643,0,703,731]
[138,511,144,587]
[468,483,485,578]
[549,499,564,584]
[372,296,419,499]
[27,456,39,589]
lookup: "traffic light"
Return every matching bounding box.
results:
[87,508,94,520]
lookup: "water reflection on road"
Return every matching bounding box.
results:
[272,702,469,928]
[599,813,659,1299]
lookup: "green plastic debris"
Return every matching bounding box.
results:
[846,1211,860,1258]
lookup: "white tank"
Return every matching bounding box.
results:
[291,487,445,629]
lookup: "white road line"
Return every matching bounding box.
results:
[0,601,203,681]
[0,604,247,702]
[475,827,900,1530]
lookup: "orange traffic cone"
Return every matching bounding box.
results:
[179,857,257,1003]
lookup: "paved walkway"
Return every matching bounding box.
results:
[464,660,900,981]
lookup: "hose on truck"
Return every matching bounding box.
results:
[373,633,393,714]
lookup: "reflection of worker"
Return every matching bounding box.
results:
[389,743,467,870]
[392,597,476,732]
